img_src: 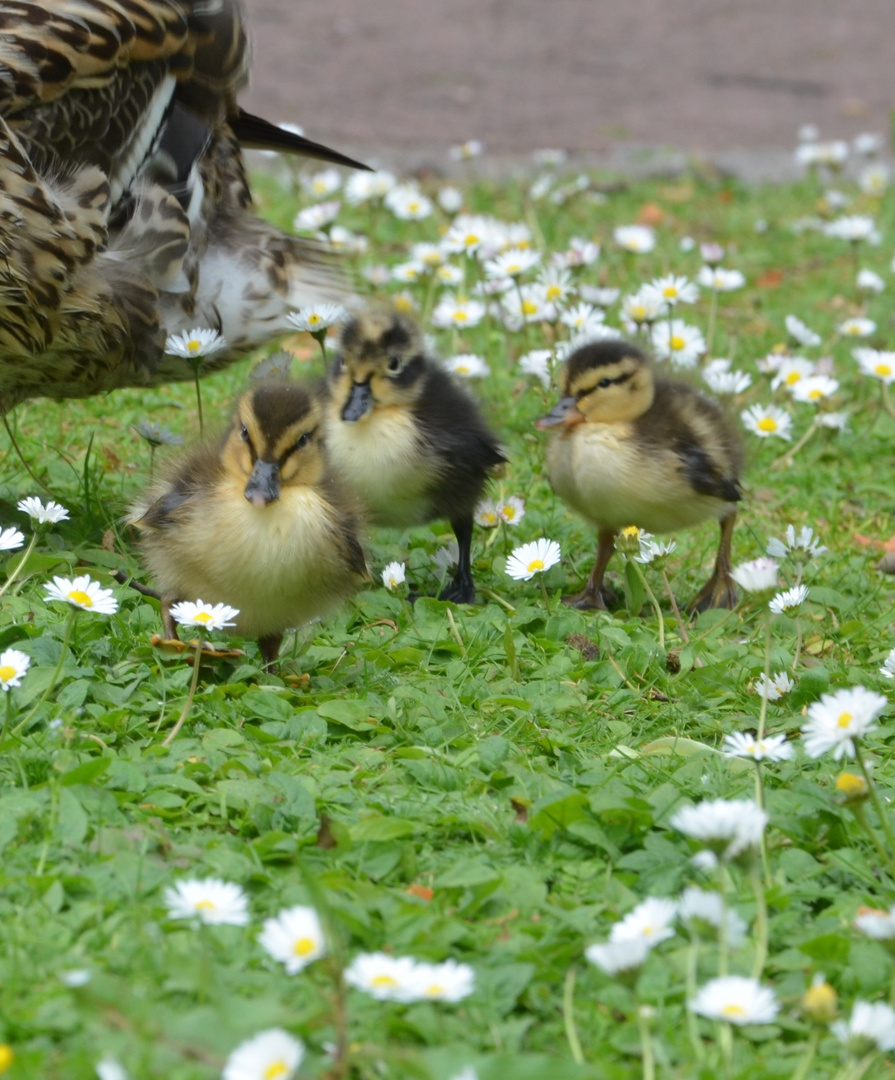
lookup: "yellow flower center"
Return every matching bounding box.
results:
[621,526,641,539]
[455,365,470,374]
[808,389,823,399]
[408,201,420,212]
[721,1004,746,1019]
[836,772,868,798]
[482,512,498,525]
[837,711,853,728]
[641,924,653,936]
[371,974,398,988]
[662,286,677,298]
[188,340,201,354]
[307,313,322,326]
[405,268,419,279]
[0,665,16,684]
[506,262,522,274]
[876,364,891,376]
[263,1060,289,1080]
[464,234,479,247]
[757,417,778,433]
[669,335,685,351]
[521,300,539,316]
[631,305,646,320]
[293,937,316,956]
[0,1045,13,1073]
[502,507,516,520]
[453,311,469,323]
[545,285,562,300]
[527,559,545,573]
[194,611,213,625]
[394,296,413,312]
[195,899,216,910]
[68,590,93,607]
[424,984,445,997]
[785,371,801,385]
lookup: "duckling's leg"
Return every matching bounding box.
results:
[258,634,284,671]
[564,529,616,610]
[689,512,738,612]
[161,600,180,642]
[439,515,476,604]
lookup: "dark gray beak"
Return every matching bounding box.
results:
[244,459,280,506]
[341,381,373,423]
[535,396,585,429]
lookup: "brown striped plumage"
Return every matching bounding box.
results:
[0,0,361,411]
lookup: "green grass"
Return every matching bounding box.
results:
[1,160,895,1080]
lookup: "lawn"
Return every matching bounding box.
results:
[1,140,895,1080]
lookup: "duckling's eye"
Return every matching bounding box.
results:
[387,356,403,375]
[597,378,612,389]
[240,424,250,442]
[294,432,311,451]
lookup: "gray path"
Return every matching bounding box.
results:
[241,0,893,179]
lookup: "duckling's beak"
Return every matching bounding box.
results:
[244,459,281,506]
[342,381,373,423]
[535,396,585,429]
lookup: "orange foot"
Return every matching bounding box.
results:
[150,635,246,662]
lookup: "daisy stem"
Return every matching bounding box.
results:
[789,1027,821,1080]
[631,560,664,651]
[749,861,769,979]
[445,607,467,658]
[636,1004,656,1080]
[771,418,819,470]
[660,568,691,646]
[0,690,13,747]
[562,967,585,1065]
[2,414,50,493]
[314,332,329,368]
[753,764,772,887]
[13,609,77,736]
[716,864,730,978]
[718,1020,734,1078]
[0,530,38,598]
[539,577,552,616]
[853,743,895,865]
[685,936,705,1063]
[480,589,516,613]
[848,800,895,883]
[193,369,205,437]
[881,382,895,423]
[162,639,204,747]
[835,1051,881,1080]
[757,617,773,742]
[705,289,719,358]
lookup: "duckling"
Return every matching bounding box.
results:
[536,339,742,611]
[130,380,369,668]
[324,309,506,604]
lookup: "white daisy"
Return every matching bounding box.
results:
[854,132,883,156]
[785,314,822,347]
[614,225,655,254]
[286,303,347,334]
[838,317,876,337]
[344,952,421,1001]
[670,798,768,861]
[444,354,490,378]
[0,526,24,550]
[859,163,890,196]
[17,496,69,525]
[345,169,396,204]
[696,266,745,291]
[585,936,652,976]
[634,536,677,564]
[554,236,600,268]
[484,248,541,279]
[879,647,895,679]
[580,285,620,308]
[441,216,491,256]
[164,328,227,359]
[703,360,752,395]
[258,905,326,974]
[771,357,817,390]
[449,140,483,160]
[474,500,500,528]
[381,562,406,591]
[766,525,827,560]
[497,497,526,525]
[431,295,486,330]
[857,269,885,294]
[384,184,433,221]
[537,265,574,306]
[769,584,809,614]
[700,242,725,266]
[300,168,342,198]
[438,186,463,213]
[222,1029,304,1080]
[790,375,839,404]
[432,541,459,574]
[679,887,748,948]
[651,320,705,368]
[690,976,779,1026]
[95,1058,128,1080]
[518,349,553,387]
[390,261,425,284]
[292,200,341,232]
[855,906,895,940]
[722,732,794,762]
[44,574,118,615]
[755,671,795,700]
[560,302,605,334]
[163,877,250,926]
[506,538,561,581]
[741,403,793,440]
[610,897,678,947]
[500,283,557,326]
[730,557,779,592]
[169,600,239,630]
[832,1001,895,1055]
[818,410,849,430]
[435,264,464,286]
[621,290,663,327]
[642,274,700,310]
[405,959,475,1003]
[854,347,895,384]
[802,686,887,760]
[0,648,30,692]
[824,215,878,243]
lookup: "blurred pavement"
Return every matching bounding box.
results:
[241,0,892,181]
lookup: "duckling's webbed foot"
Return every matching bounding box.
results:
[688,513,737,612]
[437,515,477,604]
[563,529,616,611]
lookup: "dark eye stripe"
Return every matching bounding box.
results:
[577,370,633,397]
